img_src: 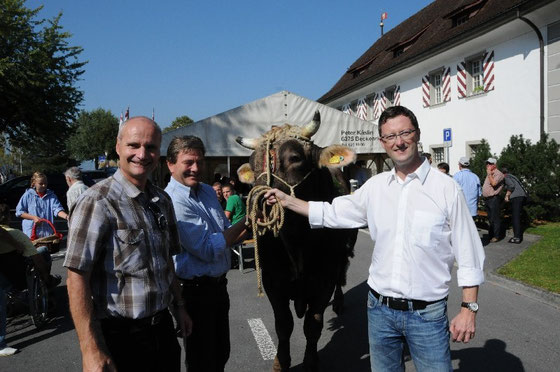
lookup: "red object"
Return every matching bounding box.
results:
[30,218,63,242]
[381,12,388,20]
[125,106,130,120]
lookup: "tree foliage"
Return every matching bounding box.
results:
[163,115,194,133]
[0,0,86,155]
[470,139,494,182]
[67,108,119,168]
[499,135,560,221]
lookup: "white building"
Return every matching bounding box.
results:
[318,0,560,173]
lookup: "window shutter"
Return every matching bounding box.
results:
[356,97,368,120]
[394,85,401,106]
[483,50,495,92]
[457,62,467,98]
[443,67,451,102]
[422,75,431,107]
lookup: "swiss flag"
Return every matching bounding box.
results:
[381,12,388,20]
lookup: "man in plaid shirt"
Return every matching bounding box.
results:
[64,117,192,372]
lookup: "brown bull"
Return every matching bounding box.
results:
[236,111,358,372]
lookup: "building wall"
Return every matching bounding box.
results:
[548,20,560,143]
[327,14,556,174]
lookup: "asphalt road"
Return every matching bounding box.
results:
[2,227,559,371]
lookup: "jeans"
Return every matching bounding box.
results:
[367,290,452,372]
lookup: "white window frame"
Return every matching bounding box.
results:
[430,145,446,164]
[465,52,485,96]
[465,140,483,159]
[429,67,445,105]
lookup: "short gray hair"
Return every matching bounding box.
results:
[64,166,82,180]
[118,116,162,139]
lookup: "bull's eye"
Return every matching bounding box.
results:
[289,155,301,163]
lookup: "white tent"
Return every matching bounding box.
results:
[161,90,385,157]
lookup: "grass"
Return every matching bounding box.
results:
[497,223,560,293]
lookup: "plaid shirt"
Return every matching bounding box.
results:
[63,170,182,319]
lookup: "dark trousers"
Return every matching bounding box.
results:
[511,197,526,239]
[100,310,181,372]
[182,278,230,372]
[485,195,502,239]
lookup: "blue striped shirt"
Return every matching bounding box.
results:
[453,169,481,217]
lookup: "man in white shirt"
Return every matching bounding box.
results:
[64,166,89,210]
[264,106,485,372]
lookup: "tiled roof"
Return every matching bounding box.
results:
[318,0,552,104]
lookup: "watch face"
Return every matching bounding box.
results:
[468,303,479,312]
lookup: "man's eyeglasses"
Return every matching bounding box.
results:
[146,197,168,231]
[379,129,417,144]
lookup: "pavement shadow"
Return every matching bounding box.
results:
[7,284,74,350]
[291,280,371,371]
[451,339,524,371]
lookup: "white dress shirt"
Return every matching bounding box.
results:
[308,159,485,301]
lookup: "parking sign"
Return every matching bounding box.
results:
[443,128,452,147]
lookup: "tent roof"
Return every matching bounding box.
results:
[161,91,384,157]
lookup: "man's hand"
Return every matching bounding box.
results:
[176,306,193,338]
[82,349,117,372]
[264,188,289,207]
[450,308,476,343]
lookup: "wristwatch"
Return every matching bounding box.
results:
[461,302,479,313]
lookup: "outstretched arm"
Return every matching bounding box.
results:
[264,188,309,217]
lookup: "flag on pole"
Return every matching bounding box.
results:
[381,12,388,20]
[119,112,123,126]
[152,108,155,121]
[125,106,130,121]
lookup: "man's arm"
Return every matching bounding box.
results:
[223,219,250,247]
[67,267,117,372]
[0,226,24,253]
[264,188,309,217]
[450,285,478,343]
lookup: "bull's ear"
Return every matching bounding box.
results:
[318,145,356,168]
[237,163,255,184]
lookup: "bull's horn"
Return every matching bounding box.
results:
[236,136,259,150]
[300,110,321,138]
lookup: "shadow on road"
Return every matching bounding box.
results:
[7,284,74,350]
[291,280,371,372]
[451,339,524,371]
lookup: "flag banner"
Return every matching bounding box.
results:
[152,108,155,121]
[381,12,388,20]
[125,107,130,120]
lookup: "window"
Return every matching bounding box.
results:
[466,140,483,159]
[432,147,445,164]
[470,59,483,93]
[385,87,396,107]
[429,70,443,105]
[453,14,469,27]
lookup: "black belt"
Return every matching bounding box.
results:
[180,274,227,287]
[100,309,169,331]
[370,287,446,311]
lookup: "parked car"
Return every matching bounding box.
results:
[0,171,109,211]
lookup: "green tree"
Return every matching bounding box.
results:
[163,115,194,133]
[470,139,494,182]
[499,135,560,221]
[68,109,119,169]
[0,0,86,156]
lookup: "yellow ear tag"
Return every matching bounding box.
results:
[329,155,344,164]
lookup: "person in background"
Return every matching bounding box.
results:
[501,168,528,244]
[15,172,68,273]
[437,162,450,175]
[222,183,246,225]
[482,158,505,242]
[422,152,432,165]
[64,167,89,211]
[265,106,485,372]
[0,204,59,357]
[453,157,482,219]
[213,182,227,210]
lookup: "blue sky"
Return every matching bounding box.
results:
[29,0,433,129]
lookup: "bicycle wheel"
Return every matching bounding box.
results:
[26,266,49,328]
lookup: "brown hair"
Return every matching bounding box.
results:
[166,136,206,164]
[30,172,48,188]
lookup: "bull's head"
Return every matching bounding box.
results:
[235,111,355,194]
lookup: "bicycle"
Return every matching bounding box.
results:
[5,257,49,328]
